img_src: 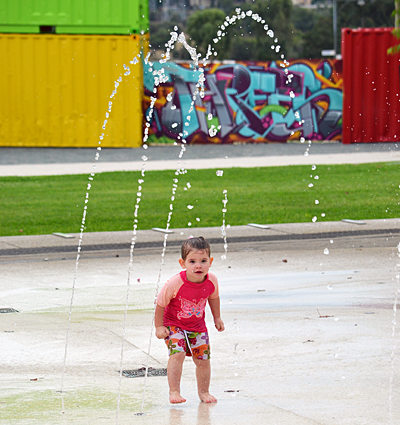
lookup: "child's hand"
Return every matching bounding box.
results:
[214,317,225,332]
[155,325,170,339]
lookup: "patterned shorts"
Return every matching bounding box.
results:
[165,325,210,360]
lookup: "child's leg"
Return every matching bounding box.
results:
[167,352,186,403]
[192,358,217,403]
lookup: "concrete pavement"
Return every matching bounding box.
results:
[1,143,400,424]
[1,219,400,424]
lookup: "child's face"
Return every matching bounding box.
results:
[179,249,213,283]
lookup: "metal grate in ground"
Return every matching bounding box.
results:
[0,308,19,313]
[122,367,167,378]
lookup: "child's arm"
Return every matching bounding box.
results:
[154,304,170,339]
[208,297,225,332]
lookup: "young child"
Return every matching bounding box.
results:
[155,236,224,404]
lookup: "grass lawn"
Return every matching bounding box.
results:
[0,162,399,237]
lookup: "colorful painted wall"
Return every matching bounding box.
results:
[143,59,343,144]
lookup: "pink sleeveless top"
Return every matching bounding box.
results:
[157,270,219,332]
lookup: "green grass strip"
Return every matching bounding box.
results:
[0,162,399,237]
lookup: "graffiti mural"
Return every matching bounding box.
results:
[143,59,343,144]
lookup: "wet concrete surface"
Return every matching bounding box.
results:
[1,220,400,424]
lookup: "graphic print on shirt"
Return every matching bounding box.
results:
[177,297,207,320]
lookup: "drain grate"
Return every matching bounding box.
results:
[0,308,19,313]
[122,367,167,378]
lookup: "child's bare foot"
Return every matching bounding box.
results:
[169,391,186,404]
[199,392,217,403]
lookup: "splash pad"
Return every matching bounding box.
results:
[1,8,400,425]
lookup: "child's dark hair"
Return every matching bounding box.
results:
[181,236,211,260]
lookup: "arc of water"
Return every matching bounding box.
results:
[389,242,400,424]
[221,189,229,260]
[137,29,208,414]
[61,11,297,418]
[114,49,160,424]
[115,161,146,424]
[60,65,131,413]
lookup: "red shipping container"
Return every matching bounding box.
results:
[342,28,400,144]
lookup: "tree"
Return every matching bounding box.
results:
[388,0,400,54]
[338,0,392,28]
[229,36,257,60]
[302,15,333,59]
[292,7,316,33]
[186,9,231,60]
[252,0,296,60]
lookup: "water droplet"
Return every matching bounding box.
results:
[216,170,224,177]
[324,248,329,255]
[209,125,217,137]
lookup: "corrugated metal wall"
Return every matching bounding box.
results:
[0,33,147,147]
[342,28,400,144]
[0,0,149,34]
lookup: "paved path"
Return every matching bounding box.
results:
[0,142,399,176]
[1,220,400,424]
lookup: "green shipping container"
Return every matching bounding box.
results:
[0,0,149,34]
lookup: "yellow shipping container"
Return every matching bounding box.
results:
[0,33,148,147]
